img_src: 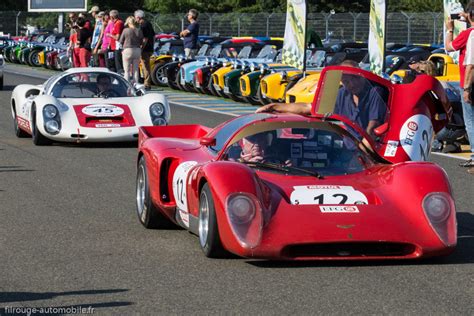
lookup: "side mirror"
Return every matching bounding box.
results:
[373,122,389,137]
[134,83,146,96]
[200,137,216,146]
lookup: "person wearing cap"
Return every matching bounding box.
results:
[135,10,155,90]
[402,56,434,83]
[90,7,104,67]
[445,0,474,172]
[180,9,200,59]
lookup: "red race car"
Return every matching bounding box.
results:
[135,66,456,260]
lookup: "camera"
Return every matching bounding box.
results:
[451,13,461,20]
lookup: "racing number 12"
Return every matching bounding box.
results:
[314,193,348,204]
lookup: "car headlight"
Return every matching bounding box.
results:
[43,104,58,119]
[44,120,60,134]
[423,193,451,223]
[152,117,167,126]
[226,193,263,249]
[149,103,165,117]
[422,192,456,246]
[260,63,269,73]
[250,62,257,72]
[228,194,255,224]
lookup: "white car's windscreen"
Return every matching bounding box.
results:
[50,72,134,98]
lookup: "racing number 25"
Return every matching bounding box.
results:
[314,193,348,204]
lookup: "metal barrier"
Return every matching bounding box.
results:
[0,11,444,44]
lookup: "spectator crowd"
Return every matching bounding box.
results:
[65,6,200,91]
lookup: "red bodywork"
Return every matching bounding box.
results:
[137,68,456,260]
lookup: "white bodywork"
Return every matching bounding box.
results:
[11,68,170,143]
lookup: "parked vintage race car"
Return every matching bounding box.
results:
[135,66,455,260]
[11,68,170,145]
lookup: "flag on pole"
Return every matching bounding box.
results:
[368,0,387,75]
[282,0,307,71]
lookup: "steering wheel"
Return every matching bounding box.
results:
[97,89,120,98]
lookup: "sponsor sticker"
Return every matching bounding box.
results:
[320,206,360,213]
[400,114,433,161]
[384,140,399,157]
[213,84,221,91]
[95,123,121,128]
[82,104,124,117]
[223,86,230,94]
[172,161,198,227]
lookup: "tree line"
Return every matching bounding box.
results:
[0,0,469,13]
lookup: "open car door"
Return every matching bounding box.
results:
[311,66,451,163]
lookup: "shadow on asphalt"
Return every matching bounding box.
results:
[0,85,16,92]
[0,289,129,303]
[54,141,138,149]
[246,212,474,268]
[0,165,35,173]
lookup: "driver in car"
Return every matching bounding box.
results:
[95,74,116,97]
[239,133,269,163]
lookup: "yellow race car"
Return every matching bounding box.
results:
[285,72,321,103]
[392,53,459,82]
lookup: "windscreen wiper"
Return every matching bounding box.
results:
[241,161,324,179]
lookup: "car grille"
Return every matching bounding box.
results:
[240,78,247,92]
[289,95,296,103]
[212,74,218,85]
[261,81,267,94]
[282,242,417,258]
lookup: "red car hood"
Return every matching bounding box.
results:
[250,167,447,259]
[73,103,136,128]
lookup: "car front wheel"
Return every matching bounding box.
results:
[199,183,227,258]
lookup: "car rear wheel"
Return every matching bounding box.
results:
[199,183,227,258]
[152,63,168,87]
[136,156,173,229]
[31,108,52,146]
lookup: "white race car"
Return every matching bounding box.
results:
[11,67,170,145]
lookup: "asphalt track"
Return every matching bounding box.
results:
[0,69,473,315]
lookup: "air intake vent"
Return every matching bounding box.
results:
[283,242,416,258]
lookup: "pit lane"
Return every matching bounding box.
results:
[0,70,473,314]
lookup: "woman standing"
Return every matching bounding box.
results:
[119,16,143,83]
[102,12,115,71]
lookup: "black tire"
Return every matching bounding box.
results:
[136,156,174,229]
[31,108,52,146]
[198,183,227,258]
[151,63,168,87]
[13,110,29,138]
[0,76,3,91]
[167,67,180,90]
[256,86,269,105]
[242,94,262,106]
[207,78,218,96]
[28,50,41,67]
